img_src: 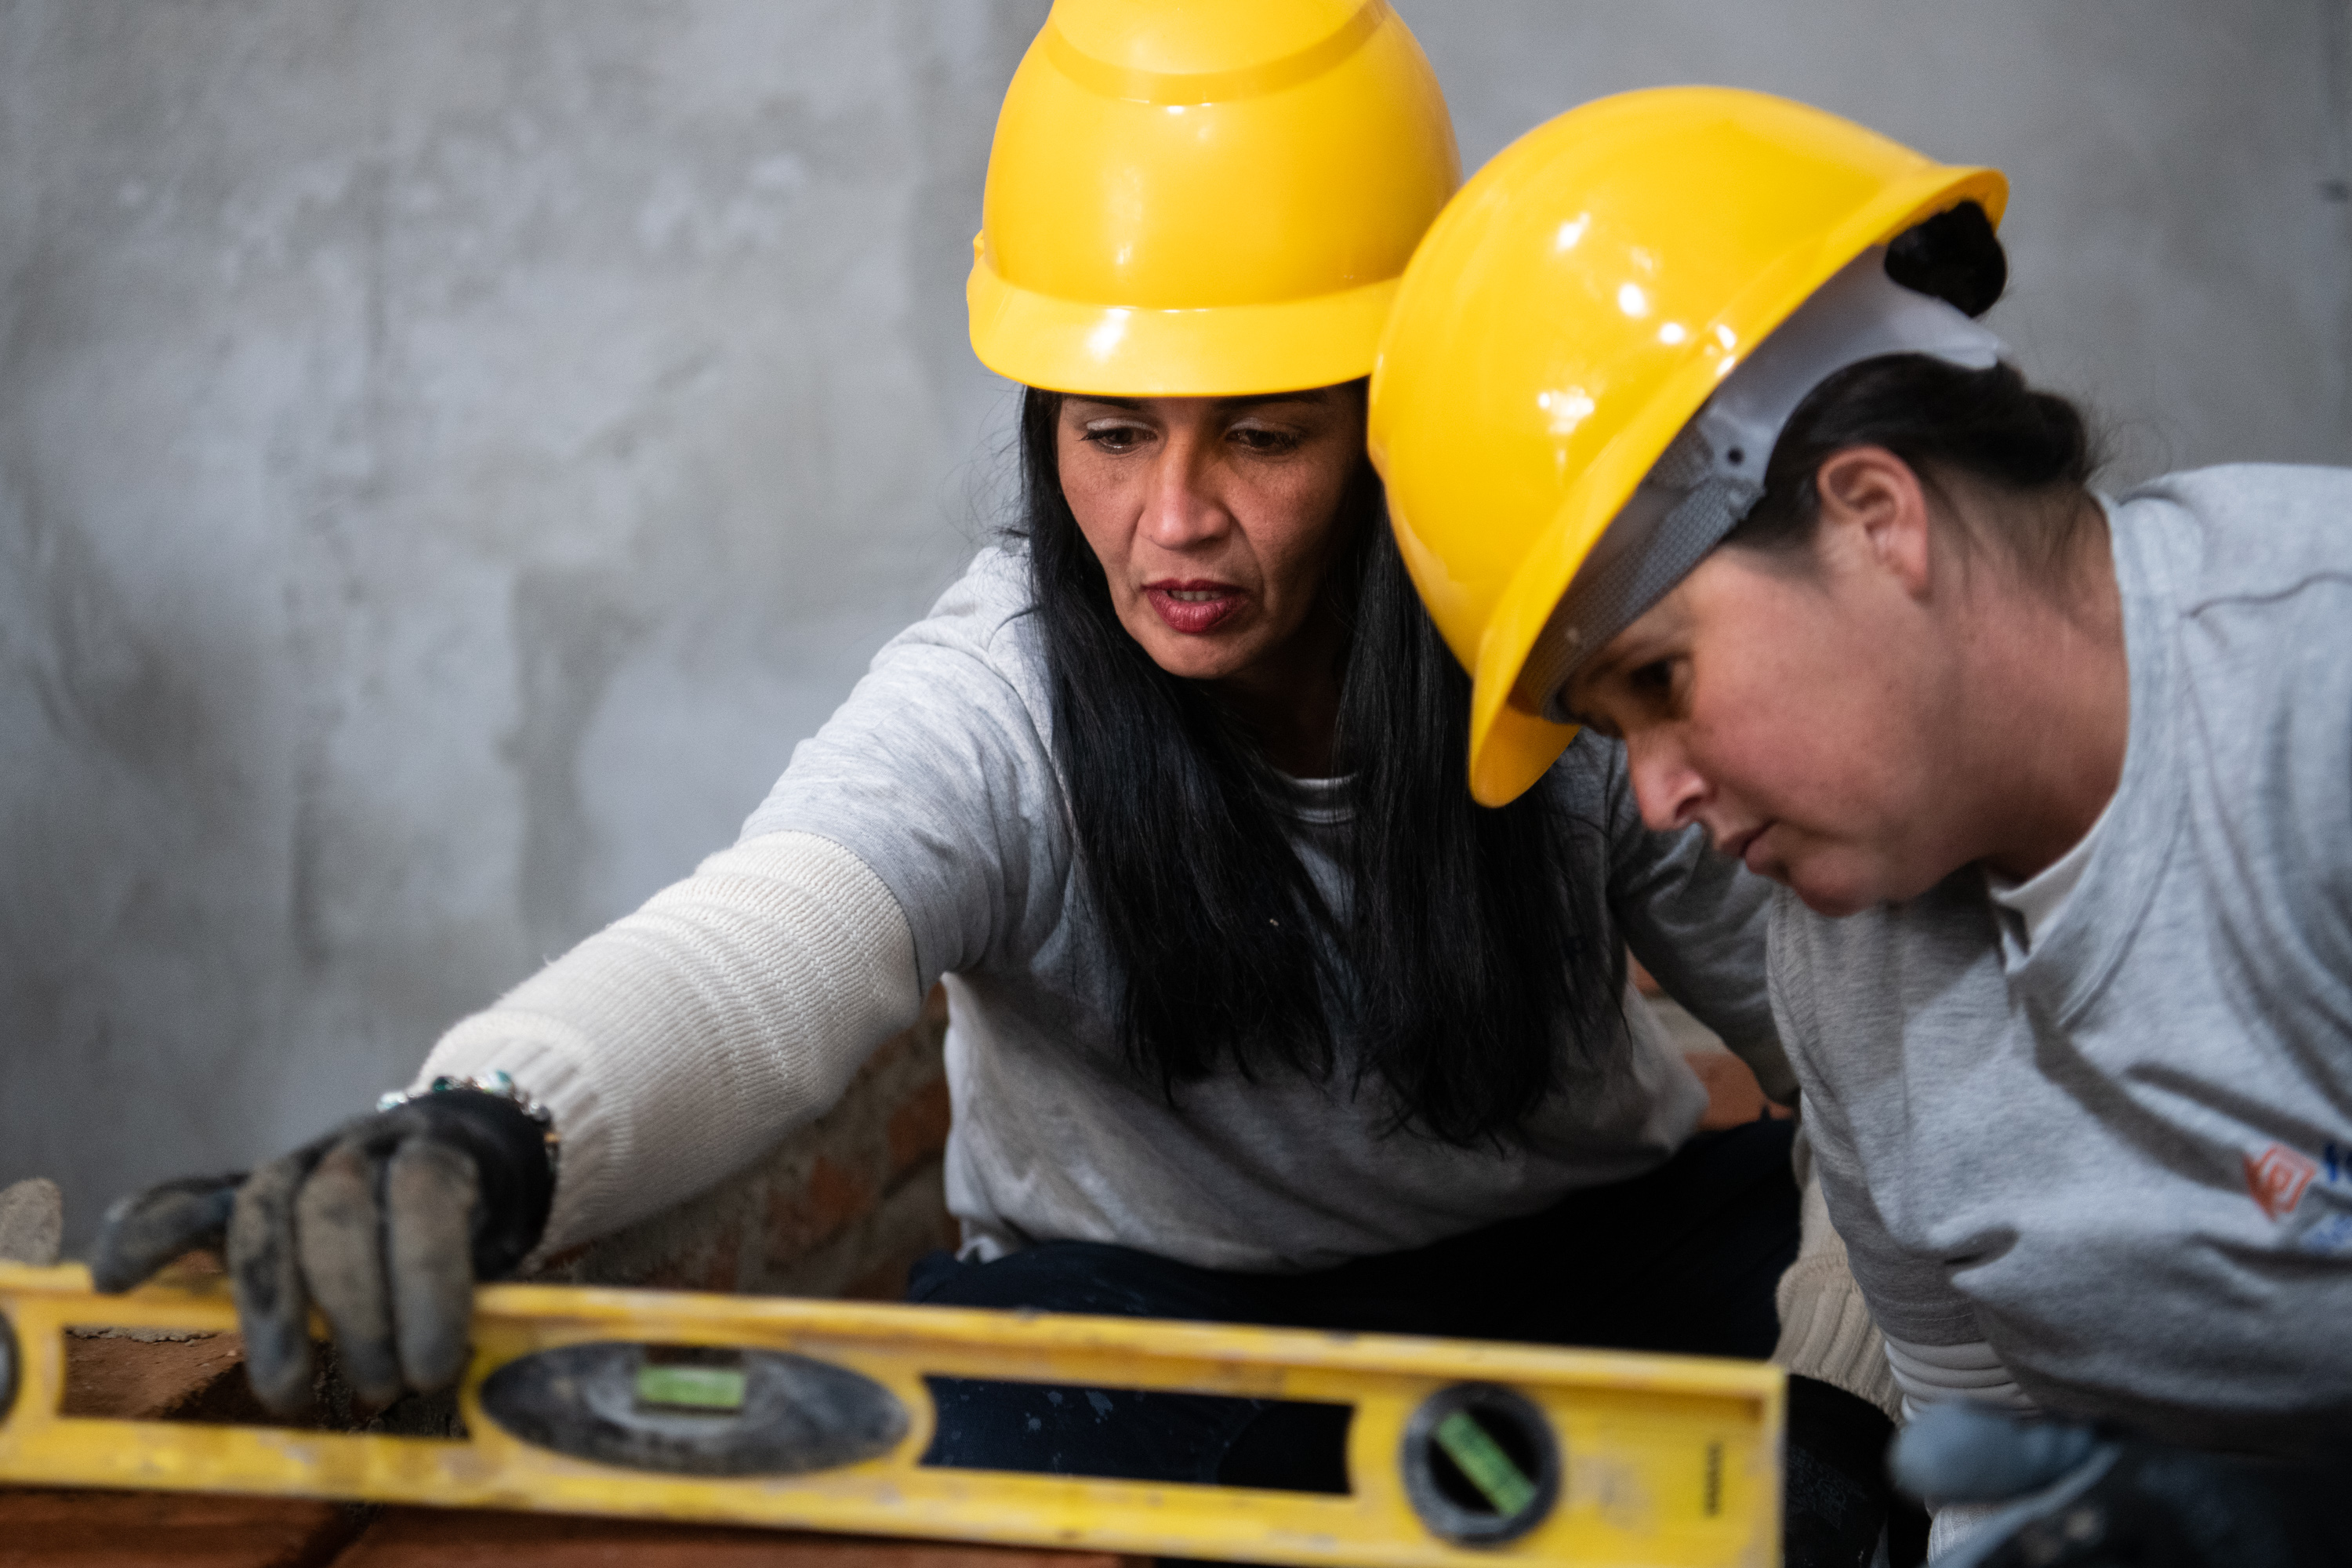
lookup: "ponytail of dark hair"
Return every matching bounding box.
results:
[1016,387,1621,1145]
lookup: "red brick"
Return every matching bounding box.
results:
[534,985,958,1298]
[637,1228,741,1296]
[0,1489,361,1568]
[58,1333,248,1421]
[334,1508,1145,1568]
[884,1077,952,1181]
[837,1218,957,1303]
[763,1156,877,1261]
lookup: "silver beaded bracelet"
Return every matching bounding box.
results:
[376,1069,560,1176]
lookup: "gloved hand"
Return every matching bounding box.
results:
[90,1082,554,1414]
[1889,1402,2348,1568]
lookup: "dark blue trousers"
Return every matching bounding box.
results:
[908,1119,1799,1490]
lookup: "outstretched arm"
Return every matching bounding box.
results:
[420,830,920,1254]
[93,829,920,1413]
[93,550,1063,1414]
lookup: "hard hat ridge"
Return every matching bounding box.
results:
[1037,0,1387,106]
[968,0,1458,396]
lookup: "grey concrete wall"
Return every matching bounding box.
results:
[2,1,2347,1249]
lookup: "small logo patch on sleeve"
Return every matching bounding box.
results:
[2245,1142,2318,1220]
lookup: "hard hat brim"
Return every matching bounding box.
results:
[968,256,1399,397]
[1462,164,2009,808]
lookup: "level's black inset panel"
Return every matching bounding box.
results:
[481,1341,907,1475]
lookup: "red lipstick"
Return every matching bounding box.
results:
[1144,580,1244,635]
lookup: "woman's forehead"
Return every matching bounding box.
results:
[1058,387,1358,415]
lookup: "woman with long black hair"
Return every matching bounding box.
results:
[93,5,1873,1541]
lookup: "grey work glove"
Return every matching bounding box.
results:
[90,1088,554,1415]
[1889,1402,2347,1568]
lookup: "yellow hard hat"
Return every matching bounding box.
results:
[1367,87,2007,806]
[968,0,1459,396]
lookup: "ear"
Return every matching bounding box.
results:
[1813,446,1934,597]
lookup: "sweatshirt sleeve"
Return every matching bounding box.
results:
[1588,735,1797,1104]
[417,832,921,1253]
[419,551,1065,1253]
[737,556,1071,989]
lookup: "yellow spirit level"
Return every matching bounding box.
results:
[0,1262,1781,1566]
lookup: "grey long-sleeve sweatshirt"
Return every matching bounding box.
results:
[1769,465,2352,1457]
[426,545,1794,1276]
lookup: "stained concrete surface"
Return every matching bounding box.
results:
[1,2,2347,1250]
[0,1176,63,1263]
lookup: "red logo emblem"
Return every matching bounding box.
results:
[2245,1143,2318,1221]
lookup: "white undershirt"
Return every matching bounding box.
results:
[1983,793,2114,952]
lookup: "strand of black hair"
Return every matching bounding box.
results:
[1014,387,1621,1145]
